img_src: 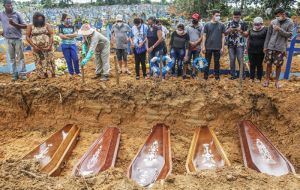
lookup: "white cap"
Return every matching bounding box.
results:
[116,14,123,22]
[253,17,263,24]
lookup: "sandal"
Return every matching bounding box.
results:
[263,81,269,87]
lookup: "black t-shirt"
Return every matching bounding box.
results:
[248,27,268,54]
[170,31,190,49]
[147,25,162,52]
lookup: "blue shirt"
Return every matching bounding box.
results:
[0,11,25,39]
[59,24,76,45]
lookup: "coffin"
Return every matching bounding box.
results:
[128,123,172,187]
[186,126,231,172]
[23,124,80,176]
[238,120,295,176]
[72,127,120,177]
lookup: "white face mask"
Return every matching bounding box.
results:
[215,16,221,22]
[117,22,122,26]
[276,16,283,21]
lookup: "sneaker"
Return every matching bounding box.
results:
[229,76,236,80]
[191,73,197,79]
[92,74,101,79]
[182,75,187,80]
[76,73,82,77]
[125,69,131,75]
[11,73,19,81]
[20,75,27,80]
[100,75,109,81]
[215,77,220,81]
[136,76,140,80]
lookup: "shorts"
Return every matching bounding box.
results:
[116,49,128,61]
[264,50,285,67]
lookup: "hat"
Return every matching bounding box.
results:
[253,17,263,24]
[116,14,123,22]
[78,24,95,36]
[192,13,200,21]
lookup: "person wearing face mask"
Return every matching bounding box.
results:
[0,0,27,81]
[79,24,110,81]
[169,24,190,78]
[130,18,148,80]
[244,17,268,82]
[111,14,131,75]
[59,13,80,78]
[202,10,225,80]
[185,13,203,79]
[26,12,55,79]
[263,7,294,89]
[225,10,248,80]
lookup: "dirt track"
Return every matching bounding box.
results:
[0,56,300,189]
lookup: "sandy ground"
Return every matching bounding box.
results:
[0,53,300,189]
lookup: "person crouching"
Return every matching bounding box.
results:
[78,24,110,81]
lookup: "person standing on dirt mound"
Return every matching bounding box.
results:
[225,10,248,80]
[0,0,27,81]
[202,10,225,80]
[26,12,56,79]
[111,14,131,75]
[263,8,294,89]
[59,13,80,78]
[79,24,110,81]
[185,13,203,79]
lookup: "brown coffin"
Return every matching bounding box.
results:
[186,126,231,173]
[128,123,172,187]
[23,124,80,176]
[72,127,121,177]
[238,120,295,176]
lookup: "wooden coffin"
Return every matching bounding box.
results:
[128,123,172,187]
[238,120,295,176]
[72,127,121,177]
[23,124,80,176]
[186,126,231,173]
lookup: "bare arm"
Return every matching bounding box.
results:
[202,33,206,51]
[46,24,54,49]
[9,18,27,29]
[152,30,163,49]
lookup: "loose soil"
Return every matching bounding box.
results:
[0,55,300,190]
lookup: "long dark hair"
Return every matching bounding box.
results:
[61,13,68,22]
[33,12,46,27]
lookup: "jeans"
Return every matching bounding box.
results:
[249,53,264,80]
[204,49,221,79]
[61,44,80,75]
[187,49,200,64]
[6,39,26,76]
[170,48,185,76]
[134,49,147,77]
[229,46,244,78]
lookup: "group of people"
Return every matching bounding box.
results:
[0,0,294,88]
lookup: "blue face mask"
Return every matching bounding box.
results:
[66,18,72,25]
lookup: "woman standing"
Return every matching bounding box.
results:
[130,18,148,80]
[245,17,268,82]
[59,13,80,77]
[169,24,189,78]
[26,12,55,78]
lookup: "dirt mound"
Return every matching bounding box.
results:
[0,61,300,189]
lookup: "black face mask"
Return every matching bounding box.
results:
[192,20,198,25]
[36,19,44,27]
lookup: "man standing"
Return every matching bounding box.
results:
[185,13,202,79]
[0,0,27,81]
[225,10,248,80]
[111,14,131,74]
[202,10,225,80]
[263,8,293,89]
[79,24,110,81]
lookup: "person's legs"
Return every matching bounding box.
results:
[178,48,185,76]
[274,51,284,88]
[183,49,192,78]
[170,48,177,75]
[116,49,122,73]
[236,46,245,78]
[15,39,26,78]
[248,53,256,80]
[95,52,103,77]
[7,39,18,79]
[123,49,130,74]
[204,50,213,80]
[263,50,273,86]
[62,44,74,75]
[229,47,237,78]
[45,51,56,77]
[134,50,140,78]
[140,52,147,77]
[257,53,265,81]
[213,50,221,80]
[101,46,110,77]
[70,44,80,74]
[191,49,200,77]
